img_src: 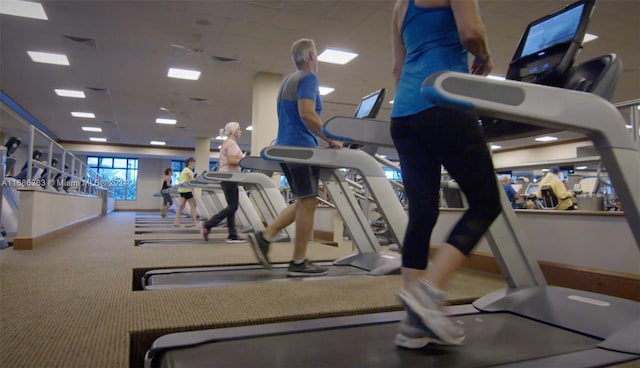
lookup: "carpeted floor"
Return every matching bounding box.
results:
[1,212,509,367]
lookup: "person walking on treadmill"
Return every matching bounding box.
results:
[247,38,342,277]
[390,0,502,348]
[201,122,247,243]
[174,157,199,227]
[160,168,173,218]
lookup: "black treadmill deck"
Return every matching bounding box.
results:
[150,312,640,368]
[143,263,370,290]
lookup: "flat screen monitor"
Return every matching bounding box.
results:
[526,183,539,196]
[519,3,585,59]
[354,88,385,119]
[507,0,595,85]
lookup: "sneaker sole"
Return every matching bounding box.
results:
[248,233,272,269]
[398,291,465,346]
[226,239,246,244]
[286,270,329,277]
[394,333,441,349]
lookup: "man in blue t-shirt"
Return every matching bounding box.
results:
[500,175,519,209]
[248,38,342,277]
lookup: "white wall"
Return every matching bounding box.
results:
[492,141,593,168]
[16,189,101,238]
[432,210,639,276]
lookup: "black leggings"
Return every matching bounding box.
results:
[204,181,239,238]
[391,108,502,270]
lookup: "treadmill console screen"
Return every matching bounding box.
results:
[519,3,584,60]
[526,184,539,196]
[507,0,595,86]
[354,89,386,119]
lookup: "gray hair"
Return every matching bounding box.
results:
[223,121,240,136]
[291,38,316,65]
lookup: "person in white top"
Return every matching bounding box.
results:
[201,122,246,243]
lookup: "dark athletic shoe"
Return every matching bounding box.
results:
[248,231,271,269]
[286,259,329,277]
[201,223,209,241]
[226,236,246,244]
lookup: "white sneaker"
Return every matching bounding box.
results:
[397,280,465,346]
[395,308,447,349]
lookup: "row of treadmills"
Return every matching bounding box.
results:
[142,1,639,366]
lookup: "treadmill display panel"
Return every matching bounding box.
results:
[354,89,386,119]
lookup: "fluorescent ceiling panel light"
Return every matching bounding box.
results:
[150,141,166,145]
[625,125,632,128]
[89,137,107,142]
[167,67,201,80]
[81,127,102,132]
[534,136,558,142]
[487,75,506,80]
[389,100,394,104]
[576,166,588,170]
[0,0,48,20]
[490,144,502,150]
[319,86,334,96]
[246,125,253,131]
[317,49,358,65]
[27,51,69,65]
[155,118,176,125]
[583,33,598,43]
[542,169,549,172]
[214,135,227,141]
[55,89,85,98]
[71,112,95,118]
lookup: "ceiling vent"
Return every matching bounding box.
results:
[212,55,238,63]
[187,97,210,104]
[84,87,111,95]
[63,35,97,48]
[242,1,285,9]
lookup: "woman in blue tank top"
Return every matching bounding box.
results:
[390,0,502,349]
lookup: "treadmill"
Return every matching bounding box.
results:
[141,92,404,289]
[144,1,640,366]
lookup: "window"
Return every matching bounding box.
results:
[87,156,138,200]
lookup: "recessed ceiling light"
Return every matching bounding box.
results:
[81,127,102,132]
[71,112,95,118]
[487,75,506,80]
[55,89,85,98]
[583,33,598,43]
[27,51,69,65]
[155,118,177,125]
[534,136,558,142]
[625,125,633,128]
[246,125,253,131]
[0,0,48,20]
[150,141,166,145]
[389,100,394,104]
[89,137,107,142]
[576,166,588,170]
[317,49,358,65]
[214,135,228,141]
[167,67,201,80]
[319,86,334,96]
[491,144,502,150]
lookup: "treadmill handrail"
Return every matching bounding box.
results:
[260,146,386,178]
[423,71,640,250]
[422,71,635,151]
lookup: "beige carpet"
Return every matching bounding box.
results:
[1,212,509,368]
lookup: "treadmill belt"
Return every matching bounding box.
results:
[144,263,368,289]
[157,313,600,368]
